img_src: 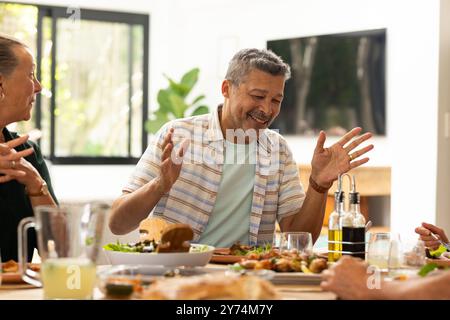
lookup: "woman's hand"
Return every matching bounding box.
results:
[10,152,45,193]
[415,222,449,250]
[0,134,36,184]
[311,127,373,188]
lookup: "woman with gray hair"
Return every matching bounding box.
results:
[0,34,57,262]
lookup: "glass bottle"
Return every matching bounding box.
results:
[328,190,345,262]
[345,175,366,259]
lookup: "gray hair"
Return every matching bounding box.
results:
[225,48,291,86]
[0,34,27,77]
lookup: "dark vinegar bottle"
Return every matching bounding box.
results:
[346,177,366,259]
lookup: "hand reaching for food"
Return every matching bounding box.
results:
[415,222,449,251]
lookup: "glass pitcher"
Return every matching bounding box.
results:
[18,202,108,299]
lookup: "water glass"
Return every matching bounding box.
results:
[280,232,313,255]
[18,203,108,299]
[272,231,282,248]
[367,232,394,272]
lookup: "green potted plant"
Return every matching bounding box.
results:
[145,68,209,133]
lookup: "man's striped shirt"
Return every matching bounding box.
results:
[124,107,306,245]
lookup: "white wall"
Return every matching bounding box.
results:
[436,0,450,235]
[15,0,448,237]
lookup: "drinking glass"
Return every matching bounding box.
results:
[280,232,313,255]
[18,203,108,299]
[367,232,394,272]
[272,231,282,248]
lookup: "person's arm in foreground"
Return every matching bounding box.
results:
[321,256,450,299]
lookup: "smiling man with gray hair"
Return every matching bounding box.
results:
[109,48,373,248]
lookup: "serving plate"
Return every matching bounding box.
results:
[98,264,322,287]
[1,263,40,288]
[227,268,323,285]
[1,272,23,284]
[211,248,329,265]
[98,264,223,278]
[210,248,245,264]
[103,244,215,267]
[269,272,323,285]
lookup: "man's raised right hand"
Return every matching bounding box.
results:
[155,128,188,194]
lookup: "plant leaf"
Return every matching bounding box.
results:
[145,68,210,134]
[154,109,170,121]
[181,68,199,93]
[191,94,205,105]
[157,89,174,113]
[191,105,209,116]
[145,113,169,134]
[169,94,188,118]
[168,78,190,97]
[163,73,190,97]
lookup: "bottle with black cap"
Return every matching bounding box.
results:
[342,175,366,259]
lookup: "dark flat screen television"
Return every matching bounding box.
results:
[267,29,386,136]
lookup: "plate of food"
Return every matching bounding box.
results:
[104,243,215,267]
[103,218,215,267]
[229,255,327,285]
[211,243,329,264]
[211,243,274,264]
[1,260,40,288]
[97,265,278,300]
[210,243,328,285]
[97,265,224,298]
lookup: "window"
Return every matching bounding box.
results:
[0,2,149,164]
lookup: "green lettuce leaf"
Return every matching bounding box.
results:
[429,244,447,258]
[418,263,439,277]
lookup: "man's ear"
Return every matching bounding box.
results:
[221,79,231,98]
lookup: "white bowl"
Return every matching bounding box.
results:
[103,244,215,267]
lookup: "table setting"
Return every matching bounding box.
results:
[1,203,448,301]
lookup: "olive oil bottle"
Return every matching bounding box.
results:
[328,190,345,262]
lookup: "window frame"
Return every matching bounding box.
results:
[5,2,150,164]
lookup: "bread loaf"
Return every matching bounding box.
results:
[156,223,193,253]
[140,273,279,300]
[138,217,170,242]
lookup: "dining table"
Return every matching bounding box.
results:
[0,263,336,300]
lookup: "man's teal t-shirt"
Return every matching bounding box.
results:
[197,139,256,247]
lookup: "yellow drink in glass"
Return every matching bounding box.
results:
[41,258,97,299]
[367,255,389,271]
